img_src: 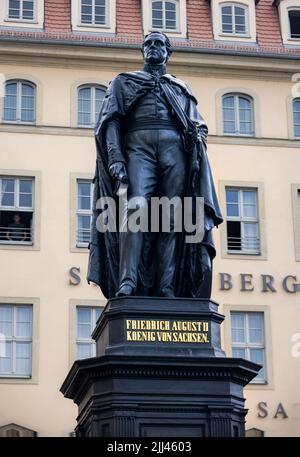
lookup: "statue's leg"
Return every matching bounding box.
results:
[118,130,158,295]
[155,129,187,297]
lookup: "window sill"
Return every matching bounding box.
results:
[2,120,36,126]
[77,23,109,29]
[219,33,251,39]
[227,250,261,256]
[0,241,33,246]
[4,18,37,24]
[0,375,31,379]
[223,133,255,138]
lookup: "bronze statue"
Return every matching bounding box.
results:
[87,32,222,299]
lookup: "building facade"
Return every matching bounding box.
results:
[0,0,300,437]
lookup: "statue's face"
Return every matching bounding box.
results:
[142,33,168,65]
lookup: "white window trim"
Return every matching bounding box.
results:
[0,304,33,379]
[278,1,300,44]
[0,0,44,28]
[70,172,93,253]
[220,2,249,37]
[0,297,39,385]
[222,93,255,137]
[219,180,267,260]
[76,179,93,248]
[72,0,116,33]
[70,78,108,129]
[293,98,300,138]
[231,311,266,383]
[3,80,36,125]
[150,0,180,33]
[211,0,257,43]
[76,306,101,359]
[69,299,105,366]
[77,84,106,129]
[0,176,34,246]
[0,169,41,252]
[222,304,274,390]
[226,187,260,255]
[6,0,36,22]
[291,183,300,261]
[142,0,187,38]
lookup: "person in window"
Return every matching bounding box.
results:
[6,214,27,242]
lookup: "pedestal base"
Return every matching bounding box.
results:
[60,298,260,437]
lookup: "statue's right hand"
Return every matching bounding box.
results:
[109,162,128,183]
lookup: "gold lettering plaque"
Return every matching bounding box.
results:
[125,319,210,343]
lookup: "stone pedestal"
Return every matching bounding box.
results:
[60,297,260,437]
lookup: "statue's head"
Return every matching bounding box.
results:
[141,32,172,65]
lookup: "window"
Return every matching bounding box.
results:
[0,177,34,245]
[76,307,102,359]
[80,0,106,26]
[222,94,254,136]
[3,80,35,124]
[76,180,93,247]
[226,187,260,254]
[293,99,300,138]
[77,85,105,128]
[0,305,32,378]
[151,0,178,31]
[231,312,265,383]
[7,0,35,21]
[221,3,248,35]
[289,9,300,38]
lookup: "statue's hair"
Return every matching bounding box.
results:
[141,31,172,62]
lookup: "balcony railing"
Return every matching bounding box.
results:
[0,226,33,245]
[227,236,260,254]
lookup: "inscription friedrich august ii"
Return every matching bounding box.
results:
[126,319,210,343]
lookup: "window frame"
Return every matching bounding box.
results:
[219,180,267,261]
[225,187,260,255]
[5,0,36,23]
[79,0,108,27]
[150,0,180,33]
[219,2,249,36]
[0,176,35,246]
[288,7,300,40]
[69,299,105,365]
[0,304,33,379]
[291,183,300,261]
[77,84,106,129]
[277,1,300,45]
[293,98,300,138]
[76,306,102,360]
[76,179,93,248]
[3,80,36,125]
[222,93,255,137]
[222,304,273,390]
[71,0,116,33]
[230,311,266,384]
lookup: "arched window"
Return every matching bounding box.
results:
[3,80,36,124]
[293,98,300,137]
[288,9,300,39]
[151,0,178,31]
[77,85,106,128]
[220,3,248,35]
[222,93,254,136]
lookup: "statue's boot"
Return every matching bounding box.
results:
[115,284,135,297]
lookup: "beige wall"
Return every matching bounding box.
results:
[0,47,299,436]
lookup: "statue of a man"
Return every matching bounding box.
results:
[87,32,223,299]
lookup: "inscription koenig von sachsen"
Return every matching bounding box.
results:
[126,319,210,343]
